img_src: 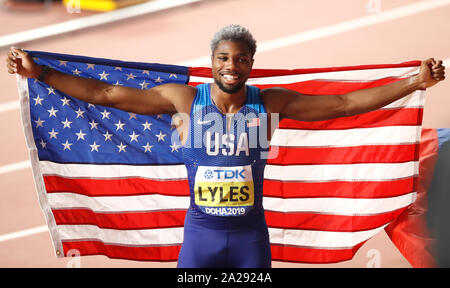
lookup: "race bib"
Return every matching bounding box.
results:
[194,165,254,216]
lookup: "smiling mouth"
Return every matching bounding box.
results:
[220,72,240,84]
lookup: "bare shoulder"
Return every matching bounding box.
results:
[153,83,197,114]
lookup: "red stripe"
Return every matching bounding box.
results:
[44,176,189,197]
[189,61,420,78]
[263,176,417,198]
[62,241,180,262]
[53,209,186,230]
[265,208,407,232]
[268,144,419,165]
[277,108,422,130]
[270,242,365,264]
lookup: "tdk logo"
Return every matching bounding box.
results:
[205,169,246,180]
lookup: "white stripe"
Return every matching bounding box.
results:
[0,225,48,243]
[48,192,189,212]
[0,160,30,175]
[39,161,187,179]
[57,223,385,249]
[268,224,388,249]
[189,66,420,84]
[58,225,183,246]
[264,192,416,215]
[270,125,421,147]
[0,0,202,49]
[264,161,418,182]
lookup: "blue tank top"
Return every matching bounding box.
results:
[182,83,269,230]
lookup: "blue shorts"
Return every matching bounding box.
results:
[177,212,272,268]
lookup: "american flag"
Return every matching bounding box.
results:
[18,50,424,264]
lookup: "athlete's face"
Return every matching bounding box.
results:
[211,40,254,94]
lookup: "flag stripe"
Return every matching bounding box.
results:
[270,126,421,147]
[263,176,417,199]
[265,208,407,232]
[263,193,416,215]
[57,225,184,246]
[62,240,181,262]
[269,144,419,165]
[189,65,419,84]
[47,192,189,212]
[270,242,365,264]
[268,225,387,248]
[53,209,186,230]
[264,161,418,182]
[44,176,189,197]
[39,161,187,179]
[277,108,422,130]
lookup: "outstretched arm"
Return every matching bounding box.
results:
[262,58,445,121]
[6,47,195,115]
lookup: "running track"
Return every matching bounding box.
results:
[0,0,449,267]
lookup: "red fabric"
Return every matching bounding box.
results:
[385,128,439,268]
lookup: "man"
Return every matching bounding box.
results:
[6,24,445,268]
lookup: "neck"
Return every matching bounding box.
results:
[211,83,247,114]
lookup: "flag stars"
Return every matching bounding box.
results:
[61,118,72,129]
[59,60,68,67]
[156,131,167,142]
[99,71,109,80]
[90,142,100,152]
[170,143,180,152]
[126,73,136,80]
[139,80,149,90]
[72,68,82,76]
[142,120,152,131]
[100,109,111,119]
[47,87,56,95]
[33,95,44,106]
[115,120,125,131]
[61,96,71,106]
[86,63,95,70]
[62,140,73,151]
[117,142,127,152]
[89,119,99,130]
[129,131,140,142]
[47,106,58,117]
[39,139,47,149]
[48,129,58,139]
[34,117,45,128]
[128,113,137,120]
[154,76,164,83]
[103,131,113,142]
[75,108,85,118]
[75,130,87,141]
[142,142,153,153]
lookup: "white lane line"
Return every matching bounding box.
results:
[0,0,202,49]
[0,225,48,243]
[0,100,20,113]
[0,160,30,175]
[178,0,450,66]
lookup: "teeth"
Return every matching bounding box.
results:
[223,74,237,80]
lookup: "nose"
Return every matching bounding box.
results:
[225,58,237,71]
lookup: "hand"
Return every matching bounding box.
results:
[6,47,41,79]
[415,58,446,89]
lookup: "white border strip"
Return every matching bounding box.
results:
[16,75,64,257]
[0,0,202,49]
